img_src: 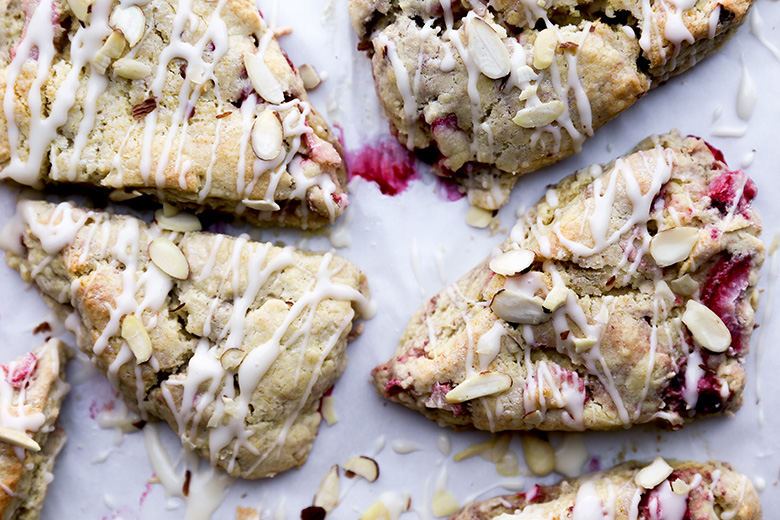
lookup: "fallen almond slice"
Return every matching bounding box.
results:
[313,465,339,512]
[251,110,284,160]
[67,0,92,22]
[321,396,338,426]
[0,426,40,452]
[650,227,699,267]
[121,314,152,364]
[520,434,555,477]
[533,28,558,69]
[244,52,285,104]
[343,456,379,482]
[489,249,535,276]
[466,206,493,228]
[512,101,565,128]
[681,300,731,353]
[496,450,520,477]
[112,57,152,80]
[93,30,127,74]
[154,210,202,232]
[490,289,549,324]
[149,237,189,280]
[220,348,246,371]
[110,5,145,47]
[542,285,568,313]
[467,17,511,79]
[454,438,497,462]
[360,500,390,520]
[445,372,512,403]
[431,489,460,517]
[635,457,674,489]
[299,64,322,90]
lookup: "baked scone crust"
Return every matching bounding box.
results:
[452,460,760,520]
[373,132,763,432]
[0,0,348,229]
[5,201,373,479]
[350,0,752,210]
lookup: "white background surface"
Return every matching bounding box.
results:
[1,0,779,518]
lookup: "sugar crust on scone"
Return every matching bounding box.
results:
[451,460,760,520]
[350,0,752,210]
[0,0,347,229]
[4,201,373,479]
[373,132,763,432]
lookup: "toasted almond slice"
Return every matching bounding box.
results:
[321,395,338,426]
[635,457,674,489]
[67,0,92,22]
[343,456,379,482]
[109,189,143,202]
[244,52,285,104]
[241,199,281,212]
[110,5,145,47]
[520,434,555,477]
[467,17,511,79]
[490,289,549,324]
[313,465,339,512]
[533,28,558,69]
[251,110,284,160]
[454,438,497,462]
[655,280,675,302]
[445,372,512,403]
[149,237,189,280]
[650,227,699,267]
[93,30,127,74]
[154,210,202,233]
[220,348,246,371]
[671,274,699,296]
[512,101,565,128]
[517,84,538,102]
[671,478,692,495]
[542,285,568,313]
[162,202,178,218]
[121,314,152,364]
[0,426,40,452]
[432,490,460,517]
[466,206,493,228]
[112,57,152,80]
[299,64,322,90]
[572,336,597,353]
[489,249,535,276]
[681,300,731,353]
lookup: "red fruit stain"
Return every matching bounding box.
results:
[434,176,465,202]
[708,170,757,218]
[346,141,419,196]
[699,254,753,353]
[2,352,37,388]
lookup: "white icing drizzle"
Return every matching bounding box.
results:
[720,476,749,520]
[749,7,780,63]
[572,481,605,520]
[736,56,757,121]
[378,33,419,150]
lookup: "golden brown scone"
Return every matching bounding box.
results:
[4,201,373,479]
[452,460,760,520]
[0,0,347,229]
[350,0,752,210]
[0,340,70,520]
[373,132,763,432]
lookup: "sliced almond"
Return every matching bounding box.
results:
[542,285,568,313]
[572,336,597,353]
[671,478,692,495]
[360,501,390,520]
[162,202,178,218]
[67,0,92,22]
[466,17,511,79]
[454,438,497,462]
[671,274,699,296]
[466,206,493,228]
[489,249,535,276]
[244,52,285,104]
[681,300,731,353]
[220,348,246,371]
[109,189,142,202]
[321,395,338,426]
[251,110,284,160]
[512,101,565,128]
[241,199,281,212]
[490,289,549,325]
[93,30,127,75]
[154,210,202,233]
[445,372,512,403]
[635,457,674,489]
[343,456,379,483]
[0,426,40,452]
[112,57,152,80]
[650,227,699,267]
[121,314,152,364]
[313,465,339,512]
[149,237,189,280]
[431,490,460,517]
[533,28,558,69]
[110,5,145,47]
[655,280,675,302]
[496,450,520,477]
[299,64,322,90]
[520,434,555,477]
[517,84,538,102]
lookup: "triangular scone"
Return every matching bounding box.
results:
[350,0,751,210]
[373,132,763,431]
[0,0,347,229]
[452,459,760,519]
[0,339,70,520]
[4,202,372,479]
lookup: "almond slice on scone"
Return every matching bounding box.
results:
[451,460,760,520]
[0,0,346,229]
[372,132,763,432]
[4,201,373,479]
[0,339,70,519]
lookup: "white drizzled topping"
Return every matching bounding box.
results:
[737,57,757,121]
[749,7,780,63]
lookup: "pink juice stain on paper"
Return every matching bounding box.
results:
[346,140,419,196]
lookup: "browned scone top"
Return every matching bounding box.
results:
[0,0,347,229]
[4,201,373,479]
[349,0,752,210]
[451,460,760,520]
[0,339,70,520]
[373,132,763,432]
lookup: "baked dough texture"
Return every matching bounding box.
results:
[4,201,373,479]
[350,0,752,210]
[0,340,70,520]
[0,0,348,229]
[373,132,763,432]
[452,460,760,520]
